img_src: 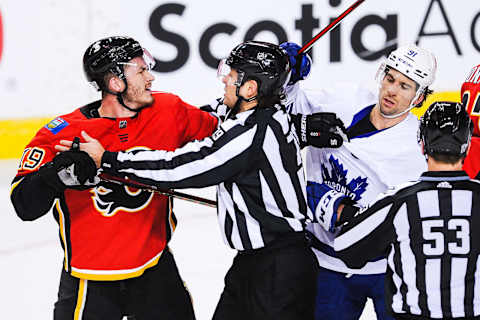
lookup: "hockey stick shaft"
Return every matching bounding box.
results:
[297,0,366,54]
[99,173,217,208]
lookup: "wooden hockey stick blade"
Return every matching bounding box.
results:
[297,0,366,54]
[99,173,217,208]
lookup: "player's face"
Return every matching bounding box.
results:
[378,69,418,117]
[222,69,240,108]
[122,57,155,109]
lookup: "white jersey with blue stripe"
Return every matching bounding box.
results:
[286,83,427,274]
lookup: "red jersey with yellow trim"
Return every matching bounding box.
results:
[13,92,217,280]
[462,64,480,178]
[463,136,480,178]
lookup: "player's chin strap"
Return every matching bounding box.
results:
[105,79,148,114]
[380,86,426,119]
[380,104,416,119]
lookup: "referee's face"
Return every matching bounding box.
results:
[222,69,240,108]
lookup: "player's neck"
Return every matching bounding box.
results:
[98,94,137,118]
[370,104,408,130]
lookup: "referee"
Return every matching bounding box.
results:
[315,101,479,319]
[58,41,318,319]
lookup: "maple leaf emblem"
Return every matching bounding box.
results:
[321,155,368,202]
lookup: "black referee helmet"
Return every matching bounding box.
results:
[418,101,473,158]
[225,41,291,99]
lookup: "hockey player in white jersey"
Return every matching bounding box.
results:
[280,42,437,319]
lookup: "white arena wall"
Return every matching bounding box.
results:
[0,0,479,158]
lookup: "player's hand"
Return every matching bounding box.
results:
[38,147,99,192]
[56,131,105,168]
[307,182,347,232]
[54,150,98,185]
[279,42,312,85]
[291,112,349,149]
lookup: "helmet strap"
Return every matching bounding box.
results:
[228,81,257,118]
[235,84,257,103]
[104,78,146,114]
[116,94,140,113]
[380,105,415,119]
[380,88,424,119]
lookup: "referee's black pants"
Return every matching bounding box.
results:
[53,247,195,320]
[213,233,319,320]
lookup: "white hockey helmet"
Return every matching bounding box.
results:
[376,44,437,118]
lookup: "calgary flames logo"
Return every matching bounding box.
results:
[91,181,154,217]
[91,146,155,217]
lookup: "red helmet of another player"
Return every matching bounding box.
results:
[462,64,480,137]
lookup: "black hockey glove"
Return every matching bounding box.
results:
[38,148,99,193]
[291,113,348,149]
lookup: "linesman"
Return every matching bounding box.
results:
[314,101,480,319]
[58,41,319,320]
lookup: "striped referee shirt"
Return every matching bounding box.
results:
[101,105,312,251]
[334,171,480,319]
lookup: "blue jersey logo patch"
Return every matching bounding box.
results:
[45,117,69,134]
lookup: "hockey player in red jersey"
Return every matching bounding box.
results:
[10,36,218,319]
[461,64,480,178]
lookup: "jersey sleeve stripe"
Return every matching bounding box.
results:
[9,177,24,196]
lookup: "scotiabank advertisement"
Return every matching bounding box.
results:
[0,0,479,118]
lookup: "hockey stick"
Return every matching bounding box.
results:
[297,0,366,54]
[99,172,217,208]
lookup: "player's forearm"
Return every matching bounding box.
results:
[10,173,59,221]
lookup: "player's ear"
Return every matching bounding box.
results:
[420,141,426,155]
[413,93,425,106]
[107,76,126,93]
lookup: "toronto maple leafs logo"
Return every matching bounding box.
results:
[321,155,368,202]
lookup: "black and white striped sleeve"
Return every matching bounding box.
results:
[334,194,397,269]
[101,120,257,189]
[199,98,229,121]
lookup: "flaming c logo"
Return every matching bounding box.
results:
[0,9,3,64]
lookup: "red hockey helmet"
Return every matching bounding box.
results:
[461,64,480,137]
